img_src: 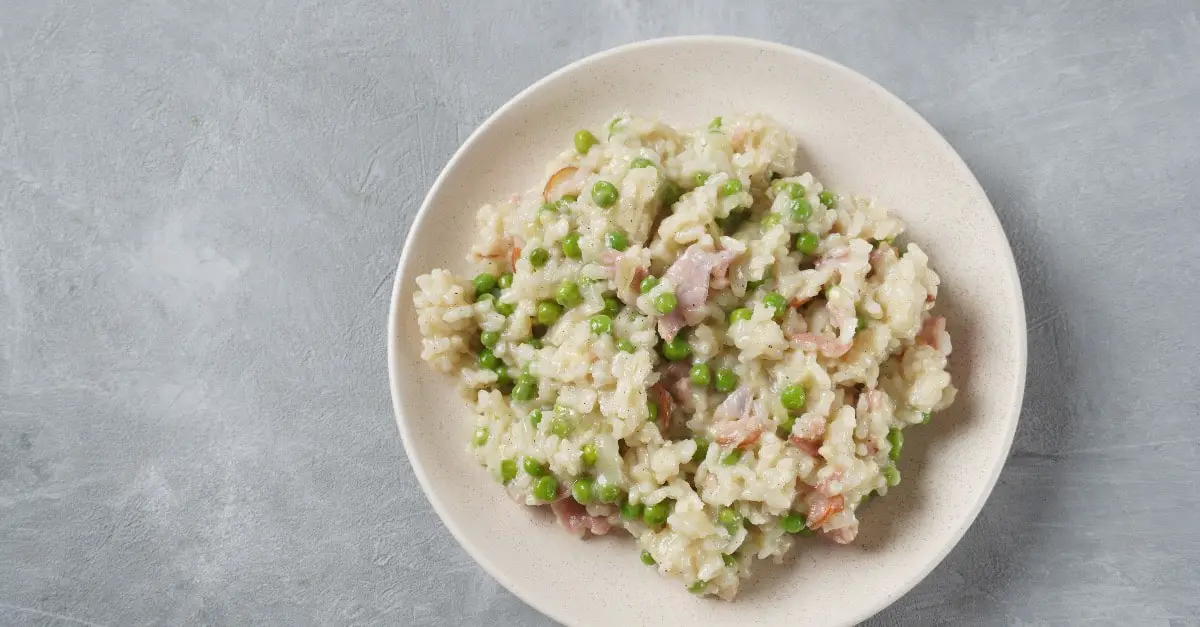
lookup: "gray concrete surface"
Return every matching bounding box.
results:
[2,1,1198,625]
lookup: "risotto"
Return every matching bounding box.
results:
[411,114,956,599]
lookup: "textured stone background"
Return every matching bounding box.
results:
[2,1,1199,625]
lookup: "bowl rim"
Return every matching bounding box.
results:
[387,34,1027,626]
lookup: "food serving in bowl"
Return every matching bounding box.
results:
[411,113,956,599]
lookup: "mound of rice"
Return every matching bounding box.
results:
[412,114,956,599]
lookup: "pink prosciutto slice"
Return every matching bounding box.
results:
[708,248,738,291]
[657,245,738,341]
[786,331,851,358]
[805,493,844,529]
[788,412,827,456]
[789,435,822,458]
[601,249,652,305]
[658,362,694,411]
[712,386,763,448]
[649,382,673,432]
[713,385,752,422]
[509,238,523,272]
[551,498,611,537]
[657,312,688,344]
[917,315,951,355]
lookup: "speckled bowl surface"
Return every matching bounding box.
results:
[388,36,1026,627]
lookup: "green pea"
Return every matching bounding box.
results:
[780,513,805,534]
[778,414,796,437]
[591,181,619,208]
[499,458,517,484]
[714,368,738,393]
[819,190,836,207]
[687,581,707,593]
[607,116,623,137]
[888,427,904,461]
[550,417,572,438]
[721,449,743,465]
[472,273,497,295]
[718,506,742,532]
[561,232,582,259]
[643,501,670,526]
[691,438,709,464]
[662,336,691,361]
[602,295,621,318]
[512,374,537,401]
[688,363,711,387]
[523,456,547,476]
[529,409,543,427]
[598,483,621,504]
[795,232,820,255]
[529,247,550,268]
[580,442,597,467]
[477,349,499,369]
[780,384,807,411]
[722,554,738,567]
[719,178,743,197]
[555,280,582,308]
[493,366,512,389]
[574,129,598,154]
[659,179,682,207]
[639,275,659,293]
[475,292,495,306]
[494,301,514,316]
[786,182,806,199]
[533,475,559,501]
[571,477,595,504]
[472,426,489,446]
[605,230,628,251]
[617,338,636,353]
[630,157,655,169]
[540,201,558,213]
[761,213,782,228]
[480,329,500,348]
[883,464,901,487]
[498,272,514,289]
[718,209,747,234]
[797,525,816,537]
[589,314,612,335]
[654,292,677,314]
[621,500,644,520]
[763,292,787,320]
[527,337,544,349]
[640,550,656,566]
[693,171,710,187]
[920,411,932,424]
[646,400,659,423]
[728,307,753,324]
[790,197,813,222]
[708,116,722,131]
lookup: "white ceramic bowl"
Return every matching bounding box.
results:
[388,36,1026,627]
